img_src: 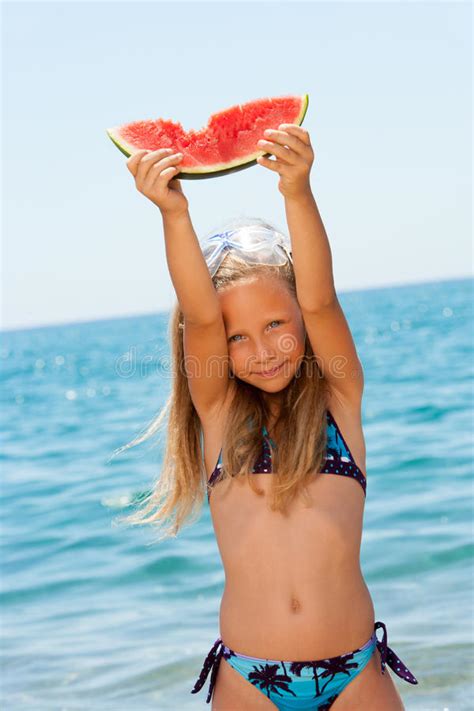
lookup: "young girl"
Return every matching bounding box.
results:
[121,125,418,710]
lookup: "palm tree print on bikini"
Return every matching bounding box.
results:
[223,647,360,702]
[248,662,297,699]
[222,648,294,699]
[290,652,360,696]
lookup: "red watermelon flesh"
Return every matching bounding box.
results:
[106,94,309,180]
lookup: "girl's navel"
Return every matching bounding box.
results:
[290,596,302,613]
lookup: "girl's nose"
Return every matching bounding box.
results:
[254,342,278,363]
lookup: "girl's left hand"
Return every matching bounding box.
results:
[256,124,314,200]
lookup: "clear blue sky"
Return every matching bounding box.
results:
[2,1,472,331]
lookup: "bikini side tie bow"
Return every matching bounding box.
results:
[190,636,224,703]
[374,620,418,684]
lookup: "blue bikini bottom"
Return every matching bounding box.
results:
[191,620,418,710]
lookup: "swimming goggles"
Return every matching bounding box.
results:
[200,226,293,278]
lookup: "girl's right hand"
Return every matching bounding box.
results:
[126,149,189,217]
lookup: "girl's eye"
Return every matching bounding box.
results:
[229,321,281,343]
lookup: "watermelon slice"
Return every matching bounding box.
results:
[106,94,309,180]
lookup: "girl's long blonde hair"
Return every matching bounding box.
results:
[112,216,330,543]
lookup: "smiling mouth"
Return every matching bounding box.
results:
[256,362,285,377]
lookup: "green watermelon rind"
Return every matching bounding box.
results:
[106,94,309,180]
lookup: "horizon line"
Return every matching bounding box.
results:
[2,273,472,335]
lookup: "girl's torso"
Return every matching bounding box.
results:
[200,383,375,660]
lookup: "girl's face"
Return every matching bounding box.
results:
[218,275,307,393]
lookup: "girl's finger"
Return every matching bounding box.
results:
[278,124,312,146]
[256,155,287,174]
[160,166,180,181]
[139,152,182,188]
[257,140,296,165]
[261,129,309,158]
[126,149,149,177]
[137,149,177,183]
[147,156,183,190]
[149,167,180,194]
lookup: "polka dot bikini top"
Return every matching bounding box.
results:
[205,409,367,501]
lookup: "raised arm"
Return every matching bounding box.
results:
[285,190,364,407]
[256,125,363,408]
[162,210,231,417]
[126,149,230,418]
[162,210,220,324]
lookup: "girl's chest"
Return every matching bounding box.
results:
[210,472,365,580]
[201,413,367,492]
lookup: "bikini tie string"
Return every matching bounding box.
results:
[190,637,224,703]
[374,621,418,685]
[191,625,418,702]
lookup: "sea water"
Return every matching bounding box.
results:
[1,276,472,710]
